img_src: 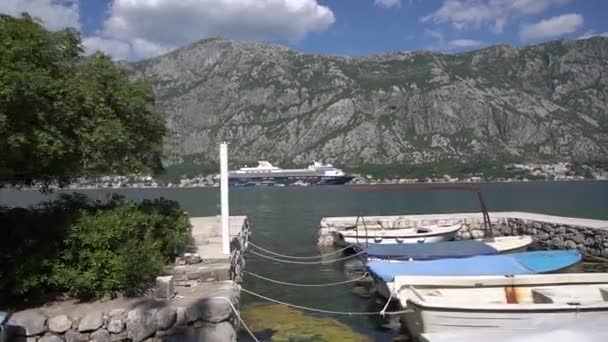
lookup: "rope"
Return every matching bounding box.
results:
[245,271,369,287]
[585,253,608,263]
[211,296,260,342]
[241,287,407,316]
[379,288,394,317]
[247,249,365,264]
[249,241,354,259]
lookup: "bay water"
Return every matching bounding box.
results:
[2,181,607,340]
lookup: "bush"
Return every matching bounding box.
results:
[0,194,192,303]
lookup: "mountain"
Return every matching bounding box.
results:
[130,37,608,168]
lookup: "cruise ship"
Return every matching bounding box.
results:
[228,161,354,187]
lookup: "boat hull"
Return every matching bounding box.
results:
[229,175,354,187]
[405,303,608,337]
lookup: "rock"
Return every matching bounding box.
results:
[195,322,236,342]
[532,222,542,229]
[8,309,47,336]
[537,233,549,241]
[155,307,177,330]
[557,226,567,234]
[174,307,186,327]
[573,233,585,244]
[459,232,471,240]
[564,240,577,249]
[90,328,110,342]
[65,330,89,342]
[109,309,126,318]
[127,307,158,342]
[78,312,103,332]
[39,334,64,342]
[602,249,608,258]
[471,230,485,239]
[186,298,232,324]
[551,236,564,248]
[107,318,125,334]
[48,315,72,333]
[109,331,128,342]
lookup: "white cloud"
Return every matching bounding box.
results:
[577,30,608,40]
[375,0,401,8]
[448,39,482,47]
[520,13,583,42]
[87,0,335,60]
[0,0,80,31]
[422,0,572,34]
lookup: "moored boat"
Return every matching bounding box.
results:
[398,273,608,338]
[333,222,463,246]
[354,236,533,262]
[369,250,582,298]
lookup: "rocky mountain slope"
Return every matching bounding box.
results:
[131,37,608,167]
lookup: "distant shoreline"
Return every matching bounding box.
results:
[3,178,606,192]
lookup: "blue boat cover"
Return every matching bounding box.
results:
[356,240,498,260]
[367,250,581,282]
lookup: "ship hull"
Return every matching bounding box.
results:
[228,176,354,187]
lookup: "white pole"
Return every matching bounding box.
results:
[220,142,230,255]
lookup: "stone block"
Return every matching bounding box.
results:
[65,330,89,342]
[564,240,577,249]
[127,307,158,342]
[156,276,175,300]
[90,328,110,342]
[48,315,72,334]
[78,312,103,332]
[39,334,64,342]
[107,318,125,334]
[8,309,47,336]
[109,331,128,342]
[155,307,177,330]
[186,298,232,324]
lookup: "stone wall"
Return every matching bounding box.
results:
[6,217,250,342]
[319,212,608,256]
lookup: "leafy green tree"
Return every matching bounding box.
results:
[0,14,165,185]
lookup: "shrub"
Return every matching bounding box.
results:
[0,194,192,303]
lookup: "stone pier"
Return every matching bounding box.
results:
[6,216,249,342]
[319,212,608,256]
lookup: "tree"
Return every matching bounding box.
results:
[0,14,165,186]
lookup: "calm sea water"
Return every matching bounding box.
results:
[2,182,607,341]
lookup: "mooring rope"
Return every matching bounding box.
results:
[241,287,408,316]
[248,249,365,264]
[211,296,260,342]
[245,270,369,287]
[248,241,354,259]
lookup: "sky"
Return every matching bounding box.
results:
[1,0,607,61]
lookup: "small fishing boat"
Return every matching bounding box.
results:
[355,236,533,262]
[369,250,582,298]
[333,222,463,246]
[398,273,608,338]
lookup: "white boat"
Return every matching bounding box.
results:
[482,235,533,254]
[333,222,463,246]
[397,273,608,338]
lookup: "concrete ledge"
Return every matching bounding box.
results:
[318,212,608,256]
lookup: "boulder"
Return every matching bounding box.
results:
[39,334,64,342]
[155,307,177,330]
[127,307,158,342]
[551,236,564,248]
[8,309,47,336]
[78,312,103,332]
[64,330,89,342]
[107,318,125,334]
[195,322,236,342]
[48,315,72,333]
[90,328,110,342]
[186,298,232,324]
[564,240,577,250]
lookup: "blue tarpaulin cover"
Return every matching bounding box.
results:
[355,240,498,260]
[367,250,582,282]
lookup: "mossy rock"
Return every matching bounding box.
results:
[242,304,370,342]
